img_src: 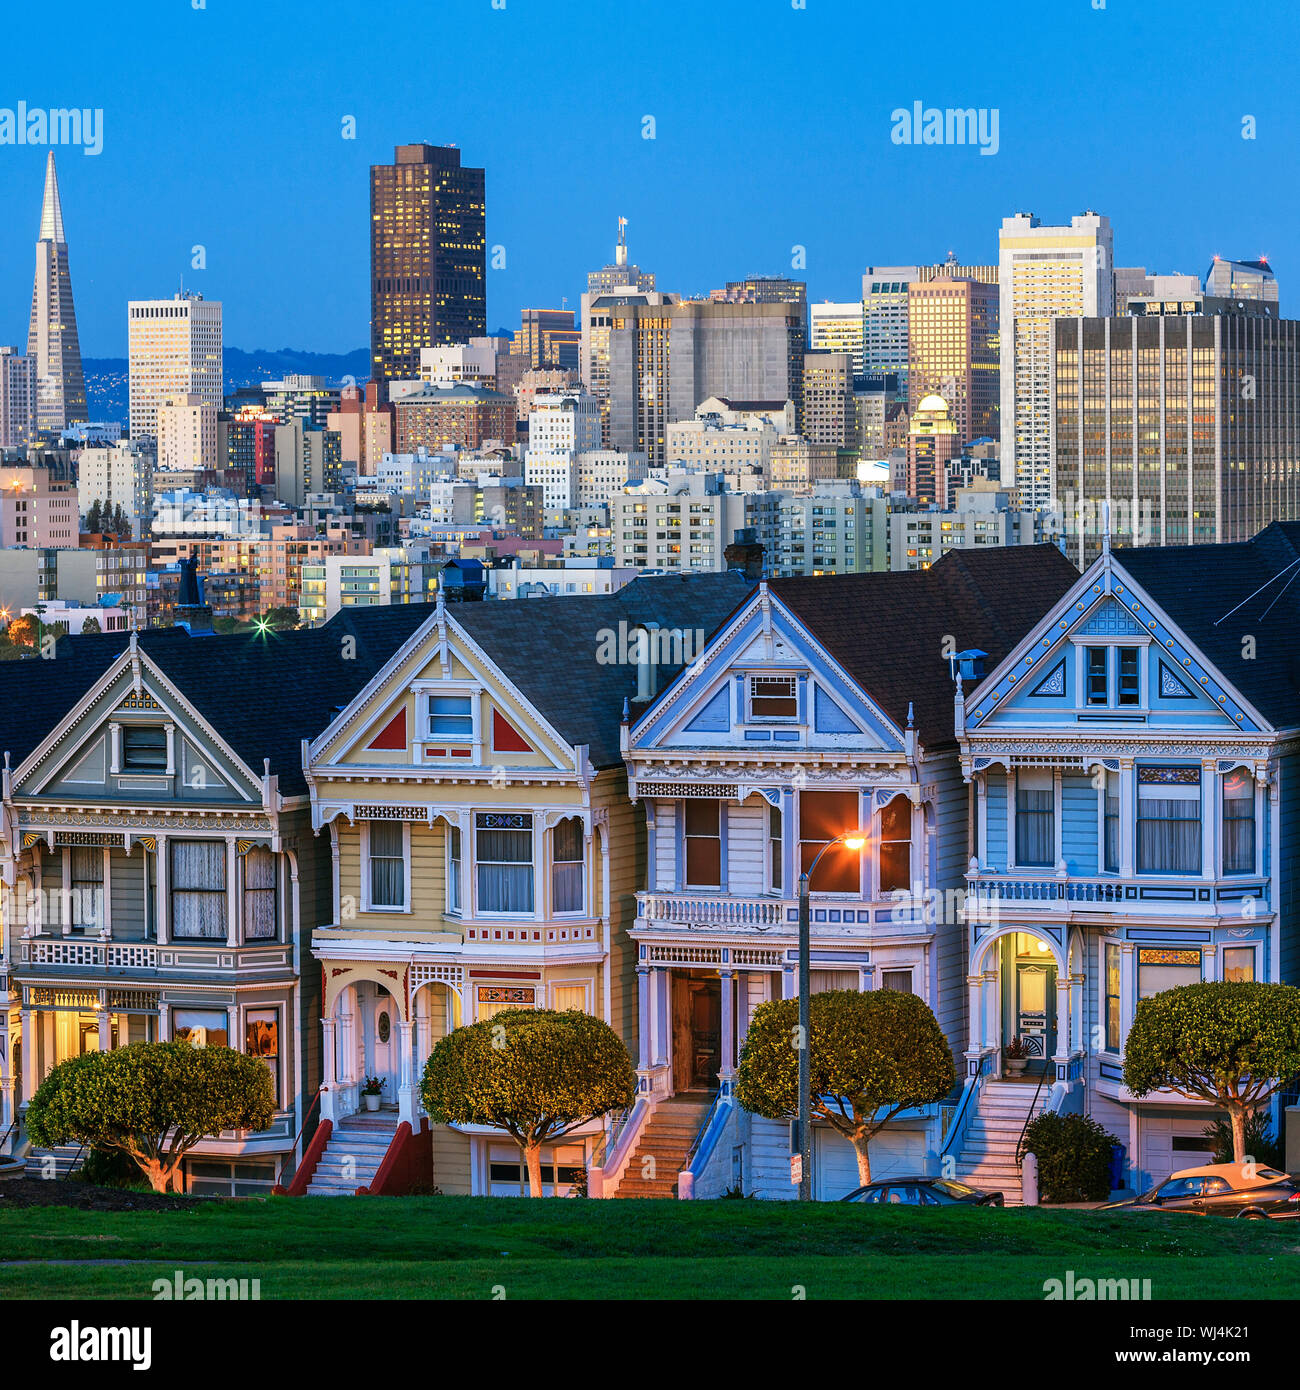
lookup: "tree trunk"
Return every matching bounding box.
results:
[1229,1104,1248,1164]
[852,1133,872,1186]
[524,1142,545,1197]
[139,1157,173,1194]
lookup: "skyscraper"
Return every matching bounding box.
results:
[586,219,656,295]
[862,266,920,398]
[999,212,1114,508]
[27,153,87,433]
[1205,256,1278,304]
[809,302,866,375]
[511,308,581,370]
[0,347,37,449]
[370,143,486,387]
[128,293,223,442]
[907,276,999,444]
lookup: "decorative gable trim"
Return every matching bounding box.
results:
[1029,659,1066,698]
[1158,660,1196,700]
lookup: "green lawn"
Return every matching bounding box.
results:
[2,1195,1296,1300]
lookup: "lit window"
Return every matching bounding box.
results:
[748,674,798,720]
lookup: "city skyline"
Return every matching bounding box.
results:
[0,0,1294,357]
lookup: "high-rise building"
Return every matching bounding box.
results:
[999,211,1114,508]
[586,219,656,295]
[26,153,87,434]
[905,393,961,507]
[907,277,999,444]
[607,300,804,467]
[809,302,865,375]
[0,348,37,449]
[862,266,920,396]
[1205,256,1278,304]
[511,308,581,371]
[1052,304,1300,566]
[263,375,341,428]
[128,293,223,442]
[915,253,999,285]
[802,353,856,449]
[712,275,808,322]
[370,143,487,386]
[157,395,219,472]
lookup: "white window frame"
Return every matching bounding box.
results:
[1219,942,1259,983]
[1071,638,1151,712]
[549,978,593,1013]
[550,816,586,917]
[413,681,482,763]
[745,671,800,724]
[361,818,412,914]
[242,1003,283,1109]
[473,812,538,918]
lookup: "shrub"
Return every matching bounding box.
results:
[1203,1110,1285,1170]
[1021,1111,1120,1203]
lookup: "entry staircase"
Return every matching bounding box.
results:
[20,1140,86,1179]
[950,1079,1043,1207]
[305,1111,401,1196]
[611,1094,713,1198]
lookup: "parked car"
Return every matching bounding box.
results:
[1099,1162,1300,1220]
[842,1177,1005,1207]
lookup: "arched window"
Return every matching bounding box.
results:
[552,817,584,914]
[878,795,912,894]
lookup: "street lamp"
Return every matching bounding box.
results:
[797,829,866,1202]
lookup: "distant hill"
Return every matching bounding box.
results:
[82,347,371,425]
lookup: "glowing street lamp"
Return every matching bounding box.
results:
[796,829,866,1202]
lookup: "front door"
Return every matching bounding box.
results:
[671,974,721,1092]
[1015,962,1056,1072]
[78,1020,100,1054]
[362,991,398,1105]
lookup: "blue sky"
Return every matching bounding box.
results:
[0,0,1295,356]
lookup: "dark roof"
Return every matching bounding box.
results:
[767,545,1081,751]
[0,604,439,797]
[713,398,788,412]
[451,572,755,767]
[1116,522,1300,730]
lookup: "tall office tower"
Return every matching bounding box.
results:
[586,219,656,295]
[1205,255,1278,304]
[905,393,961,507]
[862,267,920,398]
[0,347,38,448]
[607,300,805,467]
[511,308,581,370]
[999,211,1113,508]
[802,353,855,448]
[128,293,224,442]
[809,302,866,375]
[262,375,342,427]
[156,395,219,472]
[907,277,1000,444]
[26,153,87,433]
[915,253,999,285]
[1052,302,1299,567]
[713,275,808,319]
[369,143,487,387]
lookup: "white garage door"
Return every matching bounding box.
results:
[1140,1112,1219,1187]
[814,1127,926,1200]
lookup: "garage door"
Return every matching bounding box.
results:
[1139,1112,1220,1188]
[814,1127,926,1200]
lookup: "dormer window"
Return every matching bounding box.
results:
[1083,646,1143,708]
[748,674,797,721]
[122,725,167,772]
[427,695,473,740]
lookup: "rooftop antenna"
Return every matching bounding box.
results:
[616,216,628,267]
[1212,552,1300,626]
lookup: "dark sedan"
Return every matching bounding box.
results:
[1100,1163,1300,1220]
[841,1177,1005,1207]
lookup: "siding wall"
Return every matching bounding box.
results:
[1062,773,1098,875]
[985,771,1007,869]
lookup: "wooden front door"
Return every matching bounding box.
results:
[672,973,722,1092]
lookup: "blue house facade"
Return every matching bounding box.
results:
[958,525,1300,1190]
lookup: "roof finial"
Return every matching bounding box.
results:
[906,701,915,729]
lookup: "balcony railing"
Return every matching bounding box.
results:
[639,894,788,930]
[18,938,292,973]
[965,871,1268,913]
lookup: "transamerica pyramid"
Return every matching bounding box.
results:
[26,152,87,432]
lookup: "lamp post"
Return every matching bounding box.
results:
[796,828,866,1202]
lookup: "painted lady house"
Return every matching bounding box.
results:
[956,524,1300,1191]
[616,545,1079,1200]
[293,576,749,1197]
[0,604,432,1190]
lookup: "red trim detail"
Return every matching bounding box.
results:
[492,709,532,754]
[278,1117,332,1197]
[469,968,542,980]
[367,707,407,751]
[358,1118,432,1196]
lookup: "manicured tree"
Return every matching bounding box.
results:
[736,989,955,1185]
[421,1008,636,1196]
[1123,981,1300,1162]
[81,616,102,635]
[25,1041,276,1192]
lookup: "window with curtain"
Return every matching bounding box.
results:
[1137,947,1201,997]
[368,820,406,909]
[174,1007,228,1048]
[881,969,913,993]
[878,795,912,894]
[170,840,226,939]
[1223,946,1255,982]
[477,985,535,1020]
[70,847,104,933]
[683,801,721,887]
[551,983,589,1013]
[447,825,462,913]
[476,813,534,912]
[1137,766,1201,874]
[1105,943,1121,1051]
[245,1008,280,1100]
[1103,771,1121,873]
[1015,771,1054,867]
[1221,771,1255,875]
[242,846,277,940]
[811,969,859,993]
[552,817,584,914]
[769,803,783,893]
[799,789,860,892]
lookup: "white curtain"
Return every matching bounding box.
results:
[243,846,277,940]
[368,821,405,908]
[70,847,104,930]
[551,818,584,914]
[477,827,533,912]
[170,840,226,939]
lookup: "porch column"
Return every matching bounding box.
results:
[652,967,669,1067]
[966,972,985,1053]
[155,835,169,945]
[982,970,999,1065]
[735,972,750,1053]
[97,991,111,1052]
[1053,975,1070,1075]
[157,998,171,1042]
[1200,944,1217,983]
[1070,973,1084,1054]
[635,967,652,1071]
[1119,759,1135,878]
[320,1017,338,1123]
[0,1039,12,1138]
[226,837,239,948]
[718,969,735,1094]
[338,1010,356,1084]
[397,1020,415,1124]
[20,1008,37,1105]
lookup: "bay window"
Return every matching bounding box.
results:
[1103,771,1121,873]
[799,789,860,893]
[1015,770,1054,867]
[476,813,534,913]
[447,825,462,913]
[1137,946,1202,998]
[245,1008,280,1100]
[170,840,226,939]
[1221,771,1256,875]
[1104,943,1121,1052]
[70,847,104,934]
[552,817,584,914]
[242,846,277,940]
[769,804,783,893]
[1137,766,1201,874]
[174,1007,229,1048]
[1222,946,1255,983]
[367,820,406,910]
[878,794,912,894]
[684,801,721,888]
